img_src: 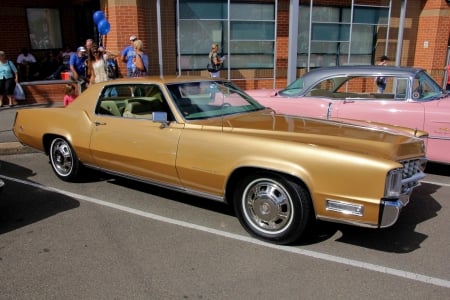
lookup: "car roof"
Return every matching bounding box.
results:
[302,65,423,80]
[100,75,217,85]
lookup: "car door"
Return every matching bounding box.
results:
[89,84,183,186]
[333,99,426,130]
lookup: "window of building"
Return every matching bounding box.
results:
[177,0,277,73]
[298,1,390,69]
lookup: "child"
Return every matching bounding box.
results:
[63,84,77,106]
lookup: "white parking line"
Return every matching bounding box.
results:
[3,175,450,289]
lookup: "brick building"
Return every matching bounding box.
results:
[1,0,450,103]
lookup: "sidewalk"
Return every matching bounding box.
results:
[0,103,59,155]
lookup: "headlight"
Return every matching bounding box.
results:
[385,168,402,198]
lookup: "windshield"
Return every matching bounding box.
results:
[166,81,265,120]
[278,78,304,96]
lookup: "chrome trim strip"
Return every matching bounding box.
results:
[83,163,225,203]
[325,199,364,216]
[401,172,426,185]
[326,102,333,120]
[316,215,377,229]
[426,135,450,141]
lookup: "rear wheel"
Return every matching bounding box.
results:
[49,137,81,181]
[233,172,312,245]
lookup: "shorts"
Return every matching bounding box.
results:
[0,77,16,96]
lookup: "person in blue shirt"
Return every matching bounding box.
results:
[69,46,87,83]
[0,50,19,107]
[121,35,138,77]
[376,55,389,93]
[130,39,149,77]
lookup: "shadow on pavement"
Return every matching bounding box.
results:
[425,162,450,177]
[108,176,234,217]
[111,175,441,253]
[3,156,439,252]
[0,160,80,235]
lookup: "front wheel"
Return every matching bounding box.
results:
[233,172,313,245]
[49,137,81,182]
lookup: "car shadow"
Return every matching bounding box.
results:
[425,162,450,176]
[107,176,234,216]
[301,182,441,252]
[109,176,442,252]
[0,161,80,235]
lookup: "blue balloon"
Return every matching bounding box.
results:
[93,11,105,25]
[98,19,111,35]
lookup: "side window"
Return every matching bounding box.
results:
[394,78,408,100]
[96,84,174,120]
[96,85,132,116]
[307,78,336,97]
[412,78,422,100]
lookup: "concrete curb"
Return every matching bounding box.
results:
[0,142,38,155]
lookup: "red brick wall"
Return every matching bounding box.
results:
[0,0,81,62]
[20,81,79,105]
[102,0,177,77]
[2,0,450,99]
[414,0,450,84]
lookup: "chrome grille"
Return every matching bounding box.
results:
[400,159,426,194]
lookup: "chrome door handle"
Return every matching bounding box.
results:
[94,121,107,126]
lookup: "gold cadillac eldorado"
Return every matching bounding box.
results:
[13,76,427,245]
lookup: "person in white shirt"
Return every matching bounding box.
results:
[17,48,37,81]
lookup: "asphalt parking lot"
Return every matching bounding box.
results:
[1,104,449,299]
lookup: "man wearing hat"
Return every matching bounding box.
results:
[69,46,87,83]
[121,35,137,77]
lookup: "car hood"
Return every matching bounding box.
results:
[220,110,426,161]
[327,117,428,138]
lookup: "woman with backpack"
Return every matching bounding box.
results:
[208,43,224,78]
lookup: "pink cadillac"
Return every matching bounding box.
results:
[246,65,450,164]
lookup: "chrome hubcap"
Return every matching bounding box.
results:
[51,139,73,176]
[243,179,293,234]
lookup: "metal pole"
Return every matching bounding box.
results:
[395,0,407,66]
[273,0,278,89]
[385,0,392,57]
[287,0,299,85]
[176,0,181,76]
[227,0,230,81]
[307,0,313,71]
[157,0,163,76]
[348,0,354,65]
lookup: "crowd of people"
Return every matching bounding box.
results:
[0,34,150,107]
[6,38,450,108]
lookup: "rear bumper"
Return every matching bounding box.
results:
[379,172,425,228]
[379,194,410,228]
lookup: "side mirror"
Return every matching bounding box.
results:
[152,111,169,128]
